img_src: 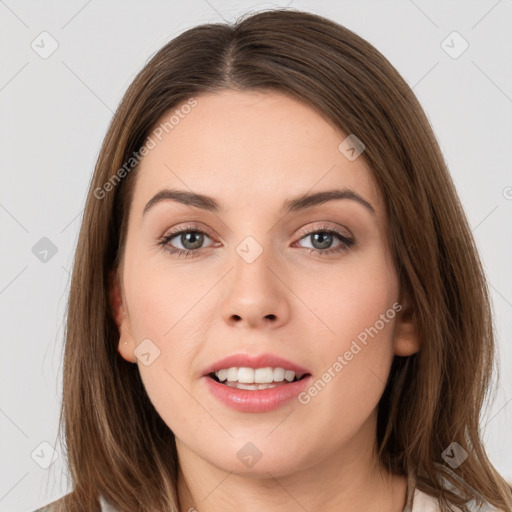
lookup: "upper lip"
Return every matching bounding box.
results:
[202,353,311,377]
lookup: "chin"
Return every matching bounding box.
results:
[199,439,315,479]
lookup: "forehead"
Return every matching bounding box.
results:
[131,89,383,218]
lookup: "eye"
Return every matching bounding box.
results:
[157,224,355,259]
[294,225,355,255]
[158,224,216,258]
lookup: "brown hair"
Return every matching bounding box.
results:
[48,8,512,511]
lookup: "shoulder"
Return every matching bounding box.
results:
[411,488,446,511]
[411,487,497,512]
[412,489,463,512]
[30,494,68,512]
[31,493,117,512]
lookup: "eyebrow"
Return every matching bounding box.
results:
[142,187,376,216]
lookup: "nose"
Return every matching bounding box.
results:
[221,245,291,329]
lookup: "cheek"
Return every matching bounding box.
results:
[296,245,398,346]
[123,257,208,405]
[290,245,399,403]
[125,256,207,342]
[294,278,398,444]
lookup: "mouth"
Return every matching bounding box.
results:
[208,366,310,391]
[201,353,312,411]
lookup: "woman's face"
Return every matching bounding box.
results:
[113,89,418,477]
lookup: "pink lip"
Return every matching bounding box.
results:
[201,352,310,376]
[201,352,312,413]
[203,374,313,413]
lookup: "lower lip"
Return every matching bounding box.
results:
[203,375,312,413]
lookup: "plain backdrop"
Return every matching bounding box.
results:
[1,1,511,510]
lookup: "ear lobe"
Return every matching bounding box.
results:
[393,299,420,357]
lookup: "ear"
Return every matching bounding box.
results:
[393,297,420,357]
[109,270,137,363]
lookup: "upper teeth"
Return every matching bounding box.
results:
[215,367,300,384]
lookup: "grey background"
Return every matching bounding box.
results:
[1,0,511,510]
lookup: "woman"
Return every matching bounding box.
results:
[34,8,512,512]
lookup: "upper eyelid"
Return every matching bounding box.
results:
[162,223,353,245]
[165,222,214,237]
[299,223,352,237]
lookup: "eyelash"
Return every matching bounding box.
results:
[157,223,355,259]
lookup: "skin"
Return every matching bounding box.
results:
[111,89,420,512]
